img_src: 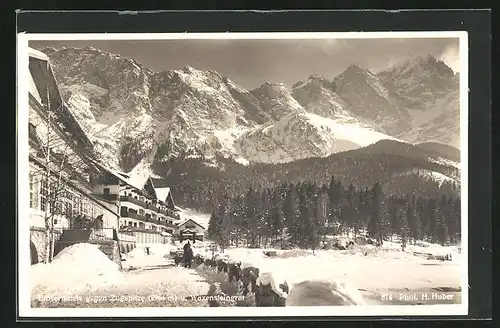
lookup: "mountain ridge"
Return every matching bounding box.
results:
[39,46,461,173]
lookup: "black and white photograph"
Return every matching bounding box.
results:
[17,31,468,317]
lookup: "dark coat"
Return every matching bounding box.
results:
[184,247,193,261]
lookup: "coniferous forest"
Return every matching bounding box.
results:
[152,139,462,250]
[207,176,461,250]
[155,140,460,213]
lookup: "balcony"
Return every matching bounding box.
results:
[121,195,180,220]
[120,195,149,209]
[94,193,119,202]
[121,209,177,229]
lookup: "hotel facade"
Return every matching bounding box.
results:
[26,47,204,263]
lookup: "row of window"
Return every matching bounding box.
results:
[120,206,174,224]
[122,191,173,214]
[120,220,167,232]
[29,172,106,220]
[121,206,174,225]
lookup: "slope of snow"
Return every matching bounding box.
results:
[396,168,457,186]
[66,93,108,135]
[306,113,399,147]
[233,111,399,164]
[127,157,154,190]
[31,243,123,297]
[196,127,248,160]
[93,112,157,169]
[427,157,460,169]
[236,112,338,163]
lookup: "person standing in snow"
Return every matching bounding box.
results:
[183,241,193,268]
[183,240,190,254]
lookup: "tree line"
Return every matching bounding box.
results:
[207,176,461,250]
[156,148,460,214]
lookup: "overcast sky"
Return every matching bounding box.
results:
[30,38,460,90]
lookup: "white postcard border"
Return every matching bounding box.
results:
[17,31,469,318]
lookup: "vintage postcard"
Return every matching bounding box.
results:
[17,31,468,318]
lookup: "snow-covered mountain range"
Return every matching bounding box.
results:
[40,46,461,172]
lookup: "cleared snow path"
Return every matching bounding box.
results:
[31,244,237,308]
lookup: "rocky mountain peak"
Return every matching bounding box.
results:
[250,81,305,121]
[182,65,197,74]
[305,74,336,89]
[378,54,458,111]
[34,45,461,170]
[381,54,455,78]
[291,73,345,119]
[343,64,375,76]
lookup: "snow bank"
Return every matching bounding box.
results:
[31,243,123,297]
[256,272,288,298]
[286,280,365,306]
[223,244,461,294]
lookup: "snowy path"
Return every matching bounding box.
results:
[34,264,214,308]
[32,244,245,308]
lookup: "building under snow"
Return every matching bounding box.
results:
[27,47,121,263]
[175,218,206,242]
[90,162,183,243]
[26,47,205,260]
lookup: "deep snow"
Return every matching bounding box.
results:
[219,241,461,299]
[30,235,462,308]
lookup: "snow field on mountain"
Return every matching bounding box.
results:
[305,113,399,147]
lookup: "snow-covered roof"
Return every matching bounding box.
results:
[154,187,171,203]
[176,218,206,231]
[28,47,49,61]
[126,159,153,191]
[90,159,143,190]
[28,47,95,154]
